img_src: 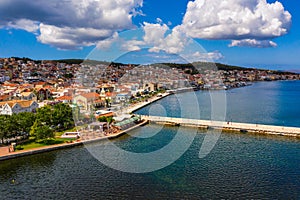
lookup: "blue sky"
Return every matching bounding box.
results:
[0,0,299,70]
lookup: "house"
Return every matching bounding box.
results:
[73,92,105,111]
[115,93,131,103]
[0,94,11,102]
[36,88,52,101]
[56,95,72,104]
[0,100,39,115]
[143,82,157,92]
[20,92,37,101]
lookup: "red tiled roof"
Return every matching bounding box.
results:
[0,95,10,101]
[56,95,72,101]
[80,92,100,99]
[35,82,47,85]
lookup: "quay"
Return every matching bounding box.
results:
[124,88,196,114]
[124,92,170,113]
[0,120,148,161]
[141,115,300,138]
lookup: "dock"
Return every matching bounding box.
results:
[140,115,300,137]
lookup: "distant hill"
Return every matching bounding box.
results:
[5,57,298,75]
[156,62,298,75]
[154,62,253,74]
[49,59,109,65]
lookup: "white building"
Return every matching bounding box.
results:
[0,100,39,115]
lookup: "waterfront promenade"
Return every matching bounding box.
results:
[0,120,148,161]
[141,115,300,137]
[2,90,299,161]
[123,92,170,114]
[0,92,170,161]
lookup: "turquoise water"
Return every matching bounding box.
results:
[0,80,300,199]
[0,126,299,199]
[136,80,300,127]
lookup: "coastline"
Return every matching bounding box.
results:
[0,120,148,161]
[124,92,171,113]
[0,92,170,161]
[2,83,300,161]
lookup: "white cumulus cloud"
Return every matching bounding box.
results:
[0,0,143,49]
[184,51,224,62]
[96,32,119,50]
[143,22,188,54]
[229,39,277,48]
[180,0,291,47]
[6,19,40,33]
[121,39,145,52]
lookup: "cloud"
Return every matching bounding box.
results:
[37,24,115,50]
[229,39,277,48]
[179,0,291,47]
[143,22,188,54]
[184,51,224,62]
[121,39,145,51]
[96,32,119,50]
[0,0,143,49]
[6,19,39,33]
[143,22,169,46]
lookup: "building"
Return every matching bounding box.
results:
[55,95,73,104]
[36,88,52,101]
[115,93,131,103]
[73,92,104,111]
[0,100,39,115]
[20,92,37,101]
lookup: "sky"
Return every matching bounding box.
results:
[0,0,299,70]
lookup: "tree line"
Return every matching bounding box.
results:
[0,103,74,144]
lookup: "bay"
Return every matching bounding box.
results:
[136,80,300,127]
[0,80,299,199]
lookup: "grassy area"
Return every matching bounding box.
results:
[55,127,79,137]
[16,142,48,150]
[14,125,86,151]
[15,138,76,151]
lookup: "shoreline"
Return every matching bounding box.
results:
[124,92,171,114]
[2,83,300,161]
[0,120,148,161]
[0,91,171,162]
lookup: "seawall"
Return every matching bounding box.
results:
[141,115,300,138]
[0,120,148,161]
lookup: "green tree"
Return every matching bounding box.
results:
[14,112,36,134]
[52,103,74,131]
[35,103,74,132]
[98,116,113,124]
[36,105,53,126]
[30,121,54,140]
[98,116,107,122]
[0,115,10,144]
[7,114,19,137]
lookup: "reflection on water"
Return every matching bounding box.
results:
[0,125,299,199]
[1,81,300,199]
[135,81,300,127]
[0,152,57,181]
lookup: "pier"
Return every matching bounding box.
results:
[140,115,300,137]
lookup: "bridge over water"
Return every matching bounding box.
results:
[140,115,300,137]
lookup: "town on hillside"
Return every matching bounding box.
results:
[0,57,299,149]
[0,57,299,116]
